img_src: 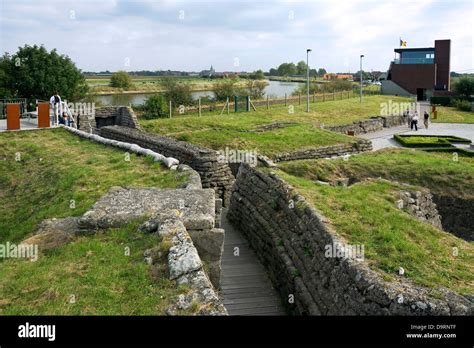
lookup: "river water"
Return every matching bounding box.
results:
[94,80,303,106]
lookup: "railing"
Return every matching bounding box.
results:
[392,58,434,65]
[0,98,27,119]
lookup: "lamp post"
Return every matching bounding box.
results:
[360,54,364,103]
[306,48,312,112]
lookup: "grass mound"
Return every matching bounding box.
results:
[0,128,186,243]
[0,221,186,315]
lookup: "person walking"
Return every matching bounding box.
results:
[411,111,419,131]
[423,111,430,129]
[407,109,413,128]
[49,91,62,126]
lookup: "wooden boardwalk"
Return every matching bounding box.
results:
[220,209,286,316]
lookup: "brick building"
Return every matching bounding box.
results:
[381,39,451,100]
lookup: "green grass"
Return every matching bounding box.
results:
[275,171,473,294]
[432,106,474,124]
[393,134,471,148]
[87,76,252,94]
[140,95,410,157]
[0,128,186,243]
[0,220,188,315]
[278,148,474,199]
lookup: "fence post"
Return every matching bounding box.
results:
[198,97,201,117]
[285,93,287,106]
[227,97,229,115]
[169,100,172,118]
[299,93,301,105]
[323,93,325,102]
[333,92,335,100]
[267,95,269,110]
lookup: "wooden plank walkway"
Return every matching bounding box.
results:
[220,209,286,316]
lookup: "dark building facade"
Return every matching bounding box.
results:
[382,39,451,100]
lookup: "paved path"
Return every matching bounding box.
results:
[359,123,474,151]
[0,118,55,132]
[220,209,286,316]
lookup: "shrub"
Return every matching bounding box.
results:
[110,71,133,89]
[453,77,474,98]
[212,78,239,101]
[451,99,472,112]
[160,77,193,107]
[245,80,267,100]
[142,94,168,119]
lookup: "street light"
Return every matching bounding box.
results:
[360,54,364,103]
[306,48,312,112]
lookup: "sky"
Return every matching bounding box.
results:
[0,0,473,73]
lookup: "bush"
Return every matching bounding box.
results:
[245,80,267,100]
[110,71,133,89]
[213,78,239,101]
[453,77,474,98]
[0,45,88,103]
[451,99,472,112]
[160,77,193,107]
[142,94,168,119]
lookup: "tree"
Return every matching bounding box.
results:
[245,80,267,100]
[0,45,88,103]
[248,69,265,80]
[268,68,278,76]
[453,77,474,97]
[213,78,238,101]
[142,94,168,119]
[317,68,327,77]
[160,77,193,106]
[110,71,133,89]
[277,63,297,76]
[296,60,308,75]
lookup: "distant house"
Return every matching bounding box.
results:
[323,73,352,80]
[199,65,215,78]
[381,39,451,101]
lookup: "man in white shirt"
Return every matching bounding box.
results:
[49,91,62,126]
[411,111,419,131]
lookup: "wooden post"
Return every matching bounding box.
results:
[169,100,172,118]
[266,95,269,110]
[285,93,287,106]
[6,103,20,130]
[323,93,325,102]
[37,102,50,128]
[198,97,201,117]
[298,93,301,105]
[333,92,335,100]
[227,97,229,115]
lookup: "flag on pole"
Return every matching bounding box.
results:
[399,38,407,47]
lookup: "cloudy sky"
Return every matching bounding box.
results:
[1,0,472,73]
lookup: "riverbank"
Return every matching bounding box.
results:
[88,78,265,95]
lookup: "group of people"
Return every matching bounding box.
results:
[49,91,73,126]
[404,109,430,131]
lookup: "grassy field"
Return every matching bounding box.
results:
[274,149,474,294]
[0,128,186,243]
[278,148,474,199]
[432,106,474,124]
[0,220,188,315]
[87,76,253,94]
[0,129,189,315]
[140,95,410,157]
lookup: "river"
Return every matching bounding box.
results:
[93,80,303,106]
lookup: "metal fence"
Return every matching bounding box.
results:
[0,98,27,119]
